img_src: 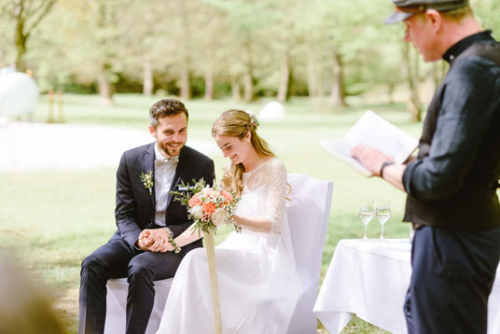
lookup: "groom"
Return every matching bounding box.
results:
[79,98,215,334]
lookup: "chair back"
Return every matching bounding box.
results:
[286,173,333,334]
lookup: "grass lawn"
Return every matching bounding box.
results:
[0,93,424,333]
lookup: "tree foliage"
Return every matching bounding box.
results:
[0,0,496,115]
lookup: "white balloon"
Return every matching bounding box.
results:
[0,69,40,118]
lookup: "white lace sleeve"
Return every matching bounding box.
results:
[266,159,287,234]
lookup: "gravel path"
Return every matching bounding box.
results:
[0,122,217,172]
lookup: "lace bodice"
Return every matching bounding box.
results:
[159,155,300,334]
[240,157,288,234]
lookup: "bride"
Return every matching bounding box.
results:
[156,109,300,333]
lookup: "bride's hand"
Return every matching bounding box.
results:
[160,241,175,253]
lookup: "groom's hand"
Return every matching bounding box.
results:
[137,229,154,251]
[148,229,170,253]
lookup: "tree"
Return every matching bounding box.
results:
[208,0,272,102]
[1,0,57,72]
[60,0,126,105]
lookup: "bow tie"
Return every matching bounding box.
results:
[155,156,179,167]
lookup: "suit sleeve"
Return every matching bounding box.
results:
[115,153,143,248]
[168,158,216,238]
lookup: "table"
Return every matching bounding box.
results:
[313,239,500,334]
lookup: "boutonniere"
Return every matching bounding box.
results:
[140,170,153,196]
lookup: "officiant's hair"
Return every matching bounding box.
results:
[149,98,189,128]
[212,109,275,195]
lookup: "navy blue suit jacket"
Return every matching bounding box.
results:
[111,143,215,251]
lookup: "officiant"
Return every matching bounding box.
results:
[350,0,500,333]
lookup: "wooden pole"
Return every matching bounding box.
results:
[205,229,222,334]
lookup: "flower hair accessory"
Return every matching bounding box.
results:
[247,111,260,130]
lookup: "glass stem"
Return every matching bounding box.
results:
[363,224,368,240]
[380,224,384,240]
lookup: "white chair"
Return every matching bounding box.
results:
[104,277,173,334]
[286,173,334,334]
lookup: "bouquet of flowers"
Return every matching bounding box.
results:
[170,178,240,334]
[170,178,241,235]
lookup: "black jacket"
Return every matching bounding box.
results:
[111,143,215,250]
[403,31,500,229]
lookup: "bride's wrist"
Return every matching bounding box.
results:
[232,214,241,224]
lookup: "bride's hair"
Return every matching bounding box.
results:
[212,109,275,196]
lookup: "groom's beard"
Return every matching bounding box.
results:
[159,141,185,157]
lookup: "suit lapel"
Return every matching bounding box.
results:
[145,143,156,210]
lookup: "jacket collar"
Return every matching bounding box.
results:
[166,145,191,208]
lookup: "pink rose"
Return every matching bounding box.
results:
[202,202,216,215]
[189,193,202,207]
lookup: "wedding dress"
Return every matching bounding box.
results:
[156,157,300,334]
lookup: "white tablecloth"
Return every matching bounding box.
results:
[313,239,500,334]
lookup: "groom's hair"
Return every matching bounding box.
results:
[149,98,189,128]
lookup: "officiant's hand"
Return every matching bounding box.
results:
[350,144,392,176]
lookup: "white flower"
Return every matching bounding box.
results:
[190,205,204,220]
[212,208,229,226]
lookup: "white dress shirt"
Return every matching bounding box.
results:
[154,143,178,226]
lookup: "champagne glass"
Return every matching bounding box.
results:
[359,199,374,240]
[376,199,391,240]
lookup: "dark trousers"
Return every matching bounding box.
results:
[404,225,500,334]
[78,238,182,334]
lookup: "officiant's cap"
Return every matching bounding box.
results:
[384,0,469,25]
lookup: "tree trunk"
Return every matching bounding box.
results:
[232,79,241,101]
[306,46,324,99]
[15,19,27,72]
[12,0,57,73]
[331,47,347,107]
[179,1,191,101]
[277,55,291,103]
[243,72,253,103]
[97,62,113,106]
[180,69,191,100]
[388,83,395,105]
[242,38,254,103]
[402,43,422,122]
[204,66,214,100]
[143,58,153,97]
[306,49,318,98]
[307,46,330,112]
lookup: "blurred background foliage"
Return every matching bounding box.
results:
[1,1,500,332]
[0,0,499,118]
